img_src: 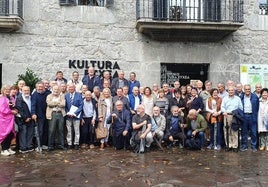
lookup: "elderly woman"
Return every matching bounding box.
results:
[142,87,155,117]
[154,89,169,116]
[258,88,268,151]
[97,88,113,149]
[205,88,223,150]
[0,85,17,156]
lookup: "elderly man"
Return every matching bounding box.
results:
[221,86,243,152]
[128,72,140,95]
[131,104,152,153]
[129,86,142,115]
[46,85,66,151]
[111,70,129,96]
[185,109,207,150]
[81,91,97,149]
[101,70,112,90]
[112,87,130,110]
[16,86,34,153]
[67,71,83,93]
[55,71,67,86]
[107,100,131,150]
[65,84,84,150]
[31,81,51,150]
[240,84,259,152]
[151,106,166,145]
[164,106,184,148]
[82,67,102,92]
[254,83,262,98]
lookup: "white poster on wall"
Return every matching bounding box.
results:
[240,64,268,88]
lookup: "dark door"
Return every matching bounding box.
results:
[160,63,209,87]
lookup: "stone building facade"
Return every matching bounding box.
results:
[0,0,267,87]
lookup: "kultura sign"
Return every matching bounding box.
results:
[69,60,121,78]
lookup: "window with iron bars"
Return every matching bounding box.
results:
[59,0,105,6]
[259,0,268,15]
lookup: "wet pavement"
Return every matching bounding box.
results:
[0,147,268,187]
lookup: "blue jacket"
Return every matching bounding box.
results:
[82,75,102,92]
[31,89,51,119]
[107,109,131,137]
[128,80,140,94]
[240,93,259,122]
[65,92,84,120]
[128,94,142,111]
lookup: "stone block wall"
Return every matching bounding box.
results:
[0,0,267,88]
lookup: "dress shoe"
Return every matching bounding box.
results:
[89,144,95,149]
[67,145,73,149]
[74,145,79,150]
[104,142,110,147]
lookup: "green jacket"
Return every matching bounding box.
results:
[186,114,207,132]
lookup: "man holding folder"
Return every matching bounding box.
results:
[65,84,84,150]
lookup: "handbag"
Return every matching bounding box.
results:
[95,127,108,139]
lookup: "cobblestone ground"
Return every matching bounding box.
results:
[0,147,268,187]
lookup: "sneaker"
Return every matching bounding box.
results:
[259,146,265,151]
[214,145,221,151]
[27,148,34,152]
[19,149,28,154]
[1,150,11,156]
[252,148,257,152]
[35,147,42,152]
[178,143,183,149]
[8,148,16,155]
[240,147,248,152]
[42,145,48,150]
[207,144,213,150]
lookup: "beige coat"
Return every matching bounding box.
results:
[46,94,66,120]
[97,96,113,128]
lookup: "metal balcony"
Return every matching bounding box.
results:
[259,3,268,15]
[136,0,244,42]
[0,0,23,32]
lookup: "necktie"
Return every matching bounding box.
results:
[70,94,73,104]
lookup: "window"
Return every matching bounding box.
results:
[59,0,105,7]
[259,0,268,15]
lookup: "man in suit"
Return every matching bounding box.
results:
[107,100,131,150]
[82,67,102,92]
[16,86,34,153]
[111,70,129,96]
[65,84,84,150]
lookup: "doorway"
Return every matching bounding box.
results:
[160,63,209,87]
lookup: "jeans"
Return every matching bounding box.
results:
[36,118,48,146]
[48,112,65,148]
[19,122,34,150]
[208,122,223,147]
[241,114,257,149]
[187,129,205,148]
[66,117,80,146]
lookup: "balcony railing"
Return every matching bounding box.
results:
[136,0,244,23]
[0,0,23,32]
[136,0,244,42]
[260,3,268,15]
[0,0,23,18]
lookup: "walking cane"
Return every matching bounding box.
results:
[34,120,42,153]
[214,122,217,149]
[225,117,230,151]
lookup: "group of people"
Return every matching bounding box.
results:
[0,67,267,156]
